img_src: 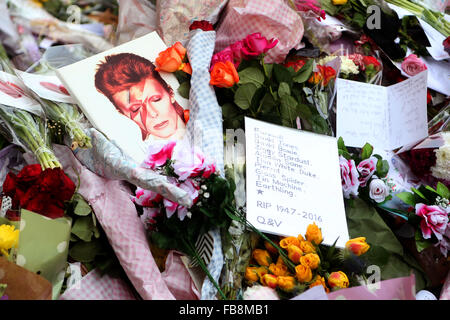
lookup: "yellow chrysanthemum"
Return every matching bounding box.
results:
[0,224,19,257]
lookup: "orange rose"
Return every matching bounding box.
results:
[261,274,278,289]
[252,249,271,266]
[345,237,370,256]
[295,265,312,283]
[264,240,278,255]
[279,236,300,249]
[318,65,336,86]
[209,61,239,88]
[276,256,287,268]
[308,71,323,85]
[309,275,330,293]
[299,241,316,254]
[155,42,187,73]
[287,244,303,264]
[305,223,323,245]
[328,271,349,289]
[297,234,305,242]
[245,267,260,283]
[300,253,320,270]
[269,263,289,277]
[277,276,296,292]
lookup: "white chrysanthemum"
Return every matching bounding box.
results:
[431,132,450,181]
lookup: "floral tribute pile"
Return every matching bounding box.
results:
[0,0,448,301]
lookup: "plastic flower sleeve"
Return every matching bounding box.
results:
[74,128,191,206]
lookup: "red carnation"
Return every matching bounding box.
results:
[189,20,214,32]
[362,56,381,70]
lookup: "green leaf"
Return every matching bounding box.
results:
[337,137,348,152]
[71,216,94,242]
[436,182,450,199]
[278,82,291,98]
[177,81,190,99]
[294,103,313,120]
[238,67,265,87]
[395,192,417,207]
[310,114,330,135]
[273,64,293,85]
[280,95,298,127]
[74,197,92,216]
[292,59,314,83]
[376,159,389,178]
[415,229,433,253]
[69,240,103,263]
[234,83,257,110]
[361,143,374,160]
[411,188,427,200]
[259,93,276,114]
[222,103,242,119]
[263,63,273,79]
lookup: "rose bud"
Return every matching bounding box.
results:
[269,263,289,277]
[295,265,313,283]
[305,223,323,245]
[287,244,303,264]
[209,61,239,88]
[279,236,300,249]
[309,275,330,293]
[252,249,272,267]
[277,276,296,292]
[328,271,349,289]
[261,274,278,289]
[300,253,321,270]
[299,241,316,254]
[155,42,187,73]
[264,240,279,255]
[345,237,370,256]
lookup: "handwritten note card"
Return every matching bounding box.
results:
[245,117,349,248]
[337,71,428,150]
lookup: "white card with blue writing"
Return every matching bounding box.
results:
[245,117,349,248]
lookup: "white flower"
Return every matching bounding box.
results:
[340,156,360,199]
[369,179,389,203]
[431,132,450,181]
[243,285,279,300]
[318,55,359,75]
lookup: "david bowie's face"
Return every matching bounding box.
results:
[112,77,178,139]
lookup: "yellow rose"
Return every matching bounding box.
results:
[252,249,272,266]
[295,265,313,283]
[305,223,323,245]
[328,271,349,289]
[269,263,289,277]
[297,234,305,242]
[332,0,348,5]
[287,244,303,264]
[261,274,278,289]
[255,266,268,279]
[309,275,330,293]
[277,276,296,292]
[345,237,370,256]
[245,267,260,283]
[299,241,316,254]
[264,240,278,255]
[300,253,321,270]
[276,256,288,268]
[279,236,300,249]
[0,224,19,257]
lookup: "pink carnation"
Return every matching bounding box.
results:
[401,54,427,76]
[132,188,162,206]
[415,203,449,240]
[357,157,377,187]
[172,142,216,181]
[340,156,360,199]
[144,141,176,169]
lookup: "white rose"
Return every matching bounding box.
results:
[369,179,389,203]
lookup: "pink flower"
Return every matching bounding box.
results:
[401,54,427,76]
[241,33,278,58]
[415,203,449,240]
[357,157,377,187]
[172,143,207,180]
[340,156,360,199]
[202,162,216,179]
[164,198,179,219]
[132,188,162,206]
[230,40,245,63]
[210,47,236,71]
[140,207,160,227]
[348,53,365,71]
[294,0,326,21]
[144,141,176,169]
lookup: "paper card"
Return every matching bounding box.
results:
[0,71,43,116]
[245,117,349,248]
[16,70,77,104]
[56,31,189,164]
[337,71,428,150]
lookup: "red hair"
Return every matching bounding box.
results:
[94,53,185,122]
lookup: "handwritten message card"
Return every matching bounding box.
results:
[245,117,349,248]
[337,70,428,150]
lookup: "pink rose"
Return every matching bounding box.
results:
[144,141,176,169]
[210,47,236,71]
[415,203,449,240]
[241,33,278,58]
[401,54,427,76]
[172,143,210,180]
[132,188,162,206]
[340,156,360,199]
[163,179,199,221]
[357,157,377,187]
[230,40,245,63]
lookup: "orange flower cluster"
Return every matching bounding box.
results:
[308,65,336,87]
[155,42,192,74]
[245,223,370,295]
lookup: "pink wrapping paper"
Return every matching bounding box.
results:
[59,269,137,300]
[214,0,304,63]
[51,145,200,300]
[327,274,417,300]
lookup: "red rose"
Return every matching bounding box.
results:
[362,56,381,70]
[189,20,214,32]
[284,59,306,72]
[2,172,17,196]
[16,164,42,183]
[37,168,76,201]
[318,65,336,86]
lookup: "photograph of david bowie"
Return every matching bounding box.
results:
[94,52,187,142]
